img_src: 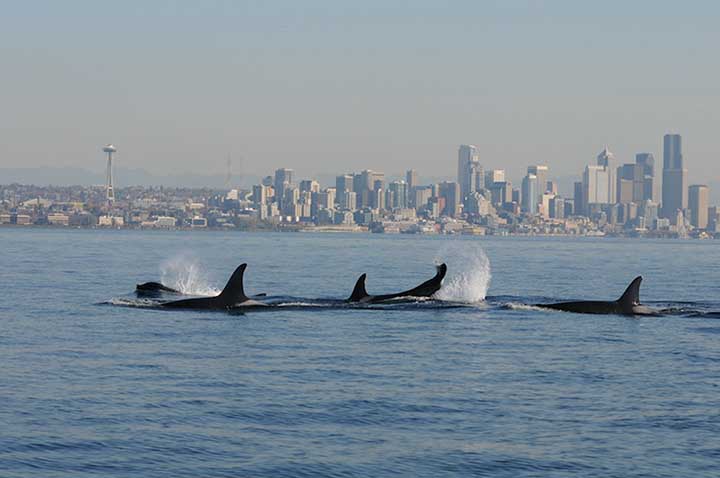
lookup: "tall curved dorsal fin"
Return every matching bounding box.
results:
[348,273,369,302]
[435,263,448,281]
[217,263,249,305]
[617,276,642,311]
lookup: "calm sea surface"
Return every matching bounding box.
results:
[1,228,719,477]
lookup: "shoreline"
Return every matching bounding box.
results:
[1,223,715,240]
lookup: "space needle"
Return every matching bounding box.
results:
[103,144,117,203]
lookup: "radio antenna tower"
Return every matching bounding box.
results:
[102,144,117,203]
[224,154,232,189]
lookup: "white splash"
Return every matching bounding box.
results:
[434,241,491,303]
[160,255,220,296]
[504,302,547,312]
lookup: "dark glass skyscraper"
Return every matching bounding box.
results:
[635,153,655,202]
[661,134,687,223]
[663,134,683,169]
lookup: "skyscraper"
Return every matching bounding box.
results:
[405,170,418,190]
[688,184,709,229]
[388,181,408,210]
[583,165,610,206]
[596,147,616,204]
[457,145,480,202]
[438,181,460,217]
[405,170,418,207]
[527,165,548,204]
[635,153,655,202]
[661,134,688,223]
[353,170,383,208]
[617,163,644,203]
[274,168,294,208]
[574,181,585,216]
[521,174,538,214]
[335,174,353,206]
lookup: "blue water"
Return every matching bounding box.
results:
[1,229,719,477]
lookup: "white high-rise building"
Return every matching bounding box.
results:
[457,145,480,201]
[596,147,617,204]
[583,165,610,205]
[485,169,505,185]
[527,165,548,203]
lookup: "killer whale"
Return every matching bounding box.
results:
[136,280,267,298]
[136,282,180,296]
[160,264,266,310]
[537,276,657,315]
[348,263,447,303]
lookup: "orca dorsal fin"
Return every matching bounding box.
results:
[348,274,369,302]
[617,276,642,311]
[217,263,249,305]
[435,263,448,281]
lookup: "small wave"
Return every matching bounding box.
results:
[105,297,161,308]
[503,302,548,312]
[434,242,491,303]
[160,254,221,296]
[276,301,334,308]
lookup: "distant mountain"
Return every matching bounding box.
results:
[0,167,260,190]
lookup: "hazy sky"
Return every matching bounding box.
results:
[2,0,719,186]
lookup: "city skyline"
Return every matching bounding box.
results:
[2,2,720,187]
[3,135,719,204]
[3,133,717,237]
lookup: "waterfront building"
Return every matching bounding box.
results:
[708,206,720,233]
[688,184,709,229]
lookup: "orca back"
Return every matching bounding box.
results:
[403,263,447,297]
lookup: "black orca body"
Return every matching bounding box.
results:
[161,264,265,310]
[136,280,267,299]
[348,264,447,303]
[537,276,656,315]
[136,282,180,296]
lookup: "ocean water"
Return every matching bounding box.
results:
[1,228,719,477]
